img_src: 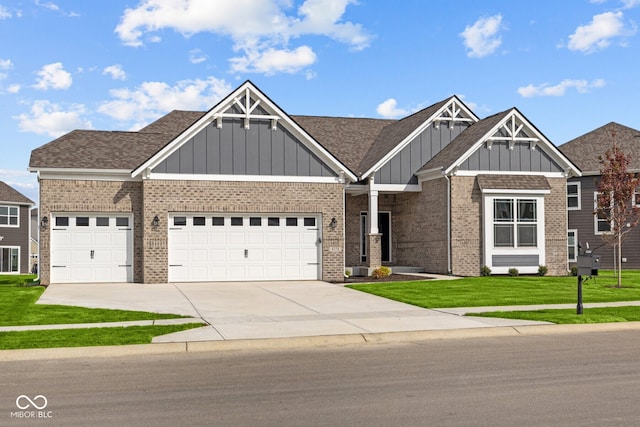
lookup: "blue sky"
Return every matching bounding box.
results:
[2,0,640,204]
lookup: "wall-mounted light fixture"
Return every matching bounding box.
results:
[329,217,337,230]
[152,215,160,229]
[40,216,48,229]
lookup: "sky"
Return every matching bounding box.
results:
[1,0,640,205]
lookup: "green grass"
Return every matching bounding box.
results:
[0,275,204,349]
[348,270,640,309]
[0,275,186,326]
[470,306,640,324]
[0,323,205,350]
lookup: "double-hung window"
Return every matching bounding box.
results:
[568,230,578,262]
[567,182,581,210]
[594,192,612,234]
[0,206,18,227]
[0,247,19,272]
[493,198,538,248]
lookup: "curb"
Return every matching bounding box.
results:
[3,321,640,362]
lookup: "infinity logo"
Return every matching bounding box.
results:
[16,395,48,410]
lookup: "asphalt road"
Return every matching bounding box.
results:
[2,331,640,426]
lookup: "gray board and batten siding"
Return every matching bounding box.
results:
[374,122,469,185]
[152,118,337,177]
[459,140,564,173]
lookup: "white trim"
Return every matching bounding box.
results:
[594,191,613,235]
[361,96,479,179]
[0,246,20,273]
[147,172,342,184]
[131,81,357,182]
[0,205,20,228]
[483,194,546,274]
[568,229,578,262]
[444,109,581,178]
[481,189,551,195]
[567,181,581,210]
[452,170,566,179]
[37,170,137,182]
[369,183,422,193]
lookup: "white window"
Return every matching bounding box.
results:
[568,230,578,262]
[493,198,538,248]
[0,247,19,273]
[594,192,612,234]
[0,206,18,227]
[567,182,581,210]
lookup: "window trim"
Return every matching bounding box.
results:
[491,198,538,249]
[0,246,20,273]
[594,191,613,235]
[568,229,578,263]
[0,205,19,228]
[567,181,581,211]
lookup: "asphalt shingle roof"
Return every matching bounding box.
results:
[559,122,640,173]
[477,174,551,191]
[0,181,33,205]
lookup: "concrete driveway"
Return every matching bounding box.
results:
[37,281,546,342]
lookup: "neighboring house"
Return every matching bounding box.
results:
[29,81,579,285]
[559,122,640,269]
[0,181,35,274]
[30,208,39,273]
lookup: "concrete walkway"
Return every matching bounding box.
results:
[31,281,550,343]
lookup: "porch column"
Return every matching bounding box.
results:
[367,177,382,272]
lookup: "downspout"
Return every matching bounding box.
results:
[444,173,452,275]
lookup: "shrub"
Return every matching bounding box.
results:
[344,269,352,278]
[570,265,578,276]
[480,265,491,276]
[371,266,391,279]
[537,265,548,276]
[508,268,519,277]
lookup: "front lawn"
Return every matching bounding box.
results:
[470,306,640,324]
[0,275,186,326]
[0,323,205,350]
[348,271,640,309]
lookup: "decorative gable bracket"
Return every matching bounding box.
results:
[486,115,539,150]
[433,101,475,129]
[213,87,280,130]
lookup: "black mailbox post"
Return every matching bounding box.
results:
[576,251,600,315]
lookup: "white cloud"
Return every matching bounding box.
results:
[98,77,232,125]
[103,64,127,80]
[0,59,12,69]
[114,0,370,75]
[15,100,92,137]
[189,48,207,64]
[376,98,409,119]
[622,0,640,8]
[33,62,72,90]
[517,79,606,97]
[0,5,12,19]
[7,84,21,93]
[567,11,635,53]
[230,46,317,74]
[460,14,504,58]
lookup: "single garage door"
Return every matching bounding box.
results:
[168,214,321,282]
[50,214,133,283]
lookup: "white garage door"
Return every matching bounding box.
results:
[50,214,133,283]
[168,214,321,282]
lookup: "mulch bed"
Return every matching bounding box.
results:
[334,274,431,284]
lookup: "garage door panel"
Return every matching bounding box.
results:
[51,214,133,283]
[168,214,320,282]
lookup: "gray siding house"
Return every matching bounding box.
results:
[29,81,579,285]
[0,181,35,274]
[560,122,640,269]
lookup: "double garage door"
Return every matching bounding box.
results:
[50,214,133,283]
[168,214,321,282]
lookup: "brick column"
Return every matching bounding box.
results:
[367,233,382,273]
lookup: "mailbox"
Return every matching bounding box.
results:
[577,253,600,277]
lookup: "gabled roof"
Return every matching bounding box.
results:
[131,80,357,181]
[419,108,580,177]
[559,122,640,174]
[0,181,33,205]
[420,110,510,173]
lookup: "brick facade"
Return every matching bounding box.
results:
[39,178,345,285]
[450,176,483,276]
